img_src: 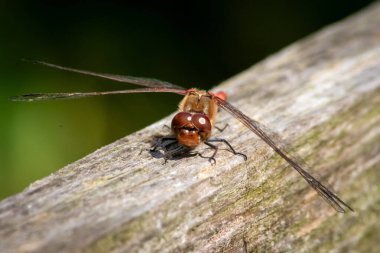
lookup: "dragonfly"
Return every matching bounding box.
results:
[12,60,354,213]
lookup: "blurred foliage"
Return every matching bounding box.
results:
[0,0,374,200]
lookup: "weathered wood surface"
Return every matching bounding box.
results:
[2,2,380,253]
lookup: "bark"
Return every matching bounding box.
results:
[1,2,380,253]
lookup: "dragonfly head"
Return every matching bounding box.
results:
[171,112,212,149]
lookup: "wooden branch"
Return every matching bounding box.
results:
[2,2,380,252]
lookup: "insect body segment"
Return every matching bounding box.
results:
[179,89,218,126]
[171,111,212,148]
[173,89,218,148]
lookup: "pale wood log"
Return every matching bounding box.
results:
[1,2,380,253]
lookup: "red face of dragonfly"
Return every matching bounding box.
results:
[171,89,228,148]
[171,112,212,148]
[11,60,353,213]
[171,89,216,148]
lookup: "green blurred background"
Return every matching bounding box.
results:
[0,0,374,200]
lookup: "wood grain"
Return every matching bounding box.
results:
[1,2,380,252]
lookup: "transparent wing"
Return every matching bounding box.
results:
[215,96,353,213]
[10,87,187,102]
[24,60,186,89]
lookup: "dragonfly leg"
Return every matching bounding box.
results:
[206,138,247,160]
[214,123,229,132]
[198,142,218,164]
[150,136,194,163]
[150,136,177,152]
[162,124,171,130]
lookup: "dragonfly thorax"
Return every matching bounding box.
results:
[178,89,218,127]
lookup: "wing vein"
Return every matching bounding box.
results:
[25,60,186,89]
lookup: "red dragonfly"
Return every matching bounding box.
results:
[12,60,353,213]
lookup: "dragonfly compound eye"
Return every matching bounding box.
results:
[171,112,193,129]
[191,113,212,133]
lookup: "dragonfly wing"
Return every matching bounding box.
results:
[25,60,186,89]
[10,87,187,102]
[215,96,353,213]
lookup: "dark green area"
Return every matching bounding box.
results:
[0,0,374,199]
